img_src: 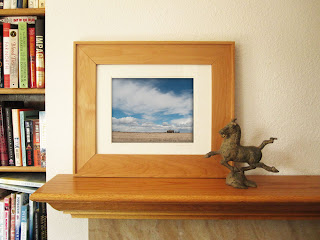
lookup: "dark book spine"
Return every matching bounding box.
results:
[0,106,8,165]
[34,202,40,240]
[39,202,47,240]
[25,120,34,166]
[0,25,3,88]
[35,19,45,88]
[4,107,15,166]
[17,0,23,8]
[0,0,3,9]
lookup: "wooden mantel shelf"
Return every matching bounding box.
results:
[30,174,320,219]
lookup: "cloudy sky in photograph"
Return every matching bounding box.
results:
[112,78,193,133]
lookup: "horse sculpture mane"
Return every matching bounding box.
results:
[205,118,278,188]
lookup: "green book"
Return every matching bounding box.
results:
[18,22,28,88]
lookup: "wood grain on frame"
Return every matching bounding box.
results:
[74,42,235,178]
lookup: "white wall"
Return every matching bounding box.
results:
[46,0,320,239]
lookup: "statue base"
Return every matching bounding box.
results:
[226,170,257,189]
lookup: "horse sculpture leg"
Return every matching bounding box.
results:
[254,162,279,172]
[220,158,236,171]
[205,151,220,158]
[258,137,277,150]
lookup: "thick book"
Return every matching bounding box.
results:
[28,200,35,240]
[32,119,41,166]
[39,0,44,8]
[4,194,10,240]
[15,193,28,240]
[35,19,45,88]
[0,25,3,88]
[28,0,37,8]
[0,173,45,188]
[25,120,34,166]
[20,110,38,166]
[9,28,18,88]
[4,101,24,166]
[39,202,46,240]
[0,199,4,240]
[10,0,16,9]
[3,23,10,88]
[0,183,37,194]
[12,109,30,166]
[39,111,46,168]
[18,22,28,89]
[9,192,16,240]
[17,0,27,8]
[34,202,40,240]
[20,204,28,240]
[0,105,8,166]
[28,25,36,88]
[3,0,10,9]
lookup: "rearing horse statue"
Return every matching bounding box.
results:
[205,118,278,188]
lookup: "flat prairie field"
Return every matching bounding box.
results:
[112,132,193,143]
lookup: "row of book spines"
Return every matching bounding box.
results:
[0,193,46,240]
[2,18,45,89]
[0,0,45,9]
[0,106,46,168]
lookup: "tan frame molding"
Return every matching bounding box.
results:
[74,41,234,178]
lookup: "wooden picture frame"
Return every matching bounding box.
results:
[74,41,234,178]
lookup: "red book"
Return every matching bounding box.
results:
[3,23,10,88]
[32,119,41,166]
[28,26,36,88]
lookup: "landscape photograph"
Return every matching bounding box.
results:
[112,78,194,143]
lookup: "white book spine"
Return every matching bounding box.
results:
[38,0,44,8]
[10,0,16,9]
[12,109,21,166]
[34,0,38,8]
[9,29,19,88]
[28,0,34,8]
[0,202,4,240]
[3,0,11,9]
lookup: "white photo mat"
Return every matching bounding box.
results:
[97,65,212,154]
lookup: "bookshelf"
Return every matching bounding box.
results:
[0,7,47,240]
[0,8,46,173]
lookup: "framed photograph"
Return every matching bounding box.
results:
[74,42,234,178]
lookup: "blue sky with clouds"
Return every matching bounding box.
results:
[112,78,193,133]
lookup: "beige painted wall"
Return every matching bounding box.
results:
[45,0,320,239]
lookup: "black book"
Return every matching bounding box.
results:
[3,101,24,166]
[39,202,47,240]
[34,202,40,240]
[25,120,34,166]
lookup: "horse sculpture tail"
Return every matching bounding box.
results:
[258,137,277,150]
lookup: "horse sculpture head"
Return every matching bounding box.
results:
[219,118,241,139]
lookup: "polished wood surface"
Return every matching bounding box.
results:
[31,174,320,219]
[0,89,45,94]
[74,42,234,177]
[0,8,45,16]
[0,166,46,172]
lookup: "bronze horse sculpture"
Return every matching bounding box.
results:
[205,118,278,188]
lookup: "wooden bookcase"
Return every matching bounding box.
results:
[0,8,46,173]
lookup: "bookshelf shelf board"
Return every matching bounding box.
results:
[0,8,45,16]
[0,89,45,94]
[31,174,320,219]
[0,166,46,172]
